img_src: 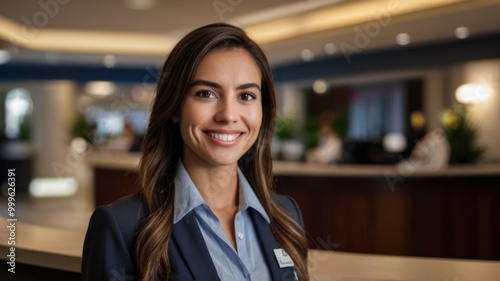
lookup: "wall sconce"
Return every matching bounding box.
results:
[455,83,490,104]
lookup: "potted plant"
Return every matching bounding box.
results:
[441,107,484,164]
[275,115,304,161]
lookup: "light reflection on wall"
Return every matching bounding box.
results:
[4,87,32,140]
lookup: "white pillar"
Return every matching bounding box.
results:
[30,80,78,177]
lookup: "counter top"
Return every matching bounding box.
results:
[1,218,499,279]
[86,151,500,178]
[0,218,84,272]
[309,250,500,281]
[85,151,142,170]
[273,160,500,177]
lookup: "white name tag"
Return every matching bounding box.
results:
[273,248,294,268]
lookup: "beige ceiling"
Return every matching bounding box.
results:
[1,0,500,66]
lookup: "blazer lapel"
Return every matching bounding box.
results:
[170,212,220,281]
[249,210,298,281]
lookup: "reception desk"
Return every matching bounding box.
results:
[86,152,500,260]
[1,218,499,280]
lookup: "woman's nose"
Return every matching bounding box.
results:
[214,98,237,123]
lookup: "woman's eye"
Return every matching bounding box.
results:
[239,93,257,101]
[195,90,216,99]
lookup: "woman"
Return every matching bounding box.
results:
[82,23,309,281]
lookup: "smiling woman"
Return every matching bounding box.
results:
[179,48,263,169]
[81,23,309,281]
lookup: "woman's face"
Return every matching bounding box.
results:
[178,48,263,168]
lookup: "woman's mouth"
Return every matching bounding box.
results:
[206,132,242,142]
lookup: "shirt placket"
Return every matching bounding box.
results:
[234,212,253,279]
[206,207,251,280]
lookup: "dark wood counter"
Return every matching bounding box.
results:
[275,173,500,260]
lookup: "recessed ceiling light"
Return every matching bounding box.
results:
[454,27,470,39]
[103,54,116,68]
[301,49,314,62]
[396,33,411,46]
[84,81,116,97]
[324,43,337,55]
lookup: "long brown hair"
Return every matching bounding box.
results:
[136,23,309,281]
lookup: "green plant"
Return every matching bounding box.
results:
[442,107,484,164]
[275,115,298,141]
[331,111,348,141]
[18,115,32,141]
[303,117,320,148]
[70,113,94,144]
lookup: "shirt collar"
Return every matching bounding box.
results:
[173,161,270,224]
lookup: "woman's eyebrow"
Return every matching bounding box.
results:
[237,83,261,92]
[190,80,221,89]
[190,80,261,92]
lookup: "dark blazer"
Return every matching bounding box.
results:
[81,194,304,281]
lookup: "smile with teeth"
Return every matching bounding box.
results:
[207,132,241,142]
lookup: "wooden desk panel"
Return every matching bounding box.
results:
[276,175,500,260]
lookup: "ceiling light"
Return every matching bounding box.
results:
[0,0,464,56]
[245,0,462,45]
[455,83,490,104]
[454,27,470,39]
[0,49,11,65]
[313,80,328,94]
[301,49,314,62]
[0,16,178,55]
[324,43,337,55]
[103,54,116,68]
[84,81,116,97]
[396,33,411,46]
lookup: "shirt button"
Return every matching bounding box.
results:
[237,233,245,240]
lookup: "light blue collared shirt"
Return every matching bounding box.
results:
[173,162,272,281]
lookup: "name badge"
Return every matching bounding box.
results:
[273,248,294,268]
